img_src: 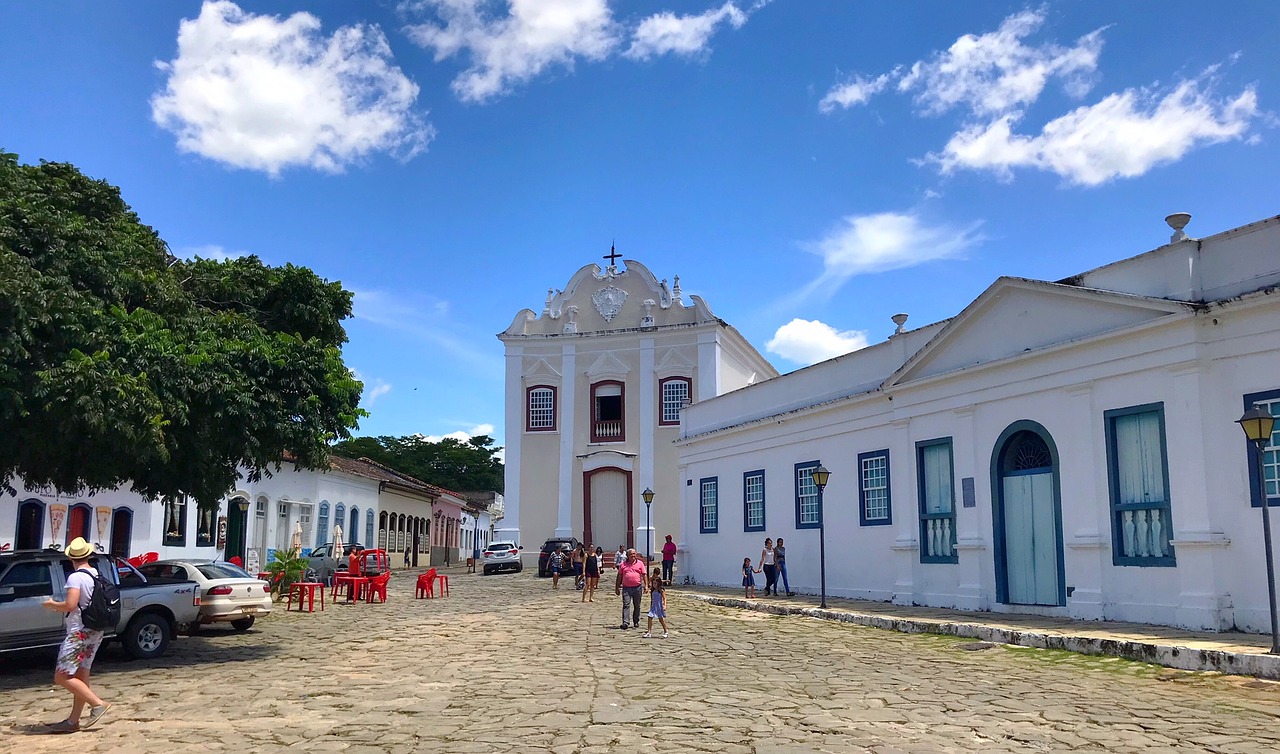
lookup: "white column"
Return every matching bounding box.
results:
[496,347,523,546]
[952,406,985,610]
[696,330,721,398]
[639,338,656,558]
[889,417,918,605]
[555,345,576,538]
[1064,382,1106,620]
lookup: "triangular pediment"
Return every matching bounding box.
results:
[654,347,695,377]
[522,358,562,385]
[585,351,630,380]
[887,278,1194,386]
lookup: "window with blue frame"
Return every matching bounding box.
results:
[316,503,330,549]
[1244,389,1280,508]
[795,461,820,529]
[1104,403,1175,566]
[335,503,346,540]
[743,470,765,531]
[859,449,892,526]
[917,438,957,563]
[366,509,375,548]
[700,477,719,533]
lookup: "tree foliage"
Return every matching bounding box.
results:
[330,434,504,493]
[0,151,364,510]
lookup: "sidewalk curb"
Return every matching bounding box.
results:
[685,594,1280,680]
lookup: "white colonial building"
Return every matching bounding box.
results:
[499,253,777,563]
[678,214,1280,633]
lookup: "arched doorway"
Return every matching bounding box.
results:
[991,421,1065,607]
[110,508,133,557]
[226,498,248,564]
[66,503,92,546]
[584,468,633,550]
[16,499,44,550]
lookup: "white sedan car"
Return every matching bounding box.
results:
[140,559,272,631]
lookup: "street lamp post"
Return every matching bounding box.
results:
[811,465,831,609]
[642,488,655,566]
[1238,405,1280,654]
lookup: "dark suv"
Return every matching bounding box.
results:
[536,537,580,577]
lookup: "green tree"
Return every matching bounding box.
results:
[331,434,504,493]
[0,151,364,511]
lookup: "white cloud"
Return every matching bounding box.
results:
[819,9,1258,185]
[417,423,496,443]
[404,0,619,103]
[820,9,1101,116]
[929,77,1259,186]
[152,1,432,175]
[897,10,1103,117]
[175,244,247,261]
[624,2,746,61]
[811,211,981,283]
[404,1,766,101]
[819,72,893,113]
[351,369,393,407]
[766,319,869,366]
[351,288,502,374]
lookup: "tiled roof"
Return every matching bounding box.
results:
[325,455,437,497]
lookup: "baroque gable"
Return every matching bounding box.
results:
[887,278,1195,386]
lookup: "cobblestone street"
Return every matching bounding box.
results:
[3,569,1279,753]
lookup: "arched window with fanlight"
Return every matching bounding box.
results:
[365,509,375,549]
[378,511,388,549]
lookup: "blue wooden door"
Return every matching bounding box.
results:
[1002,471,1059,605]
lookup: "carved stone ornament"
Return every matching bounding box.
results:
[592,285,627,322]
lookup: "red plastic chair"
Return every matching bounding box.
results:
[366,572,391,603]
[141,551,160,565]
[127,555,144,568]
[414,568,438,599]
[229,556,244,568]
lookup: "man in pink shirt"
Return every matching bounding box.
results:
[614,548,647,629]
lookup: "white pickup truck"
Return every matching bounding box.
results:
[0,549,201,660]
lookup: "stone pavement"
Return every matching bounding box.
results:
[2,568,1279,753]
[677,584,1280,680]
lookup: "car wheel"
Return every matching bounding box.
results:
[515,565,523,573]
[231,617,255,631]
[482,566,491,575]
[123,612,172,660]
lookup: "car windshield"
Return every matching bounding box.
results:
[488,543,515,551]
[197,563,252,580]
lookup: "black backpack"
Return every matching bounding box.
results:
[76,567,121,632]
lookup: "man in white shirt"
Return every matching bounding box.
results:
[41,537,111,733]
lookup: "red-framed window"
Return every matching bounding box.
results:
[591,380,625,443]
[658,376,692,426]
[526,385,557,432]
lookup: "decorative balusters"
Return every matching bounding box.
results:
[923,518,955,558]
[1149,509,1166,557]
[594,419,623,439]
[1122,510,1136,557]
[941,519,953,557]
[1120,507,1169,558]
[1134,510,1150,557]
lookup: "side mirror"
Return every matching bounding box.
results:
[0,585,15,598]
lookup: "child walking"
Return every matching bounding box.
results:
[742,557,761,598]
[643,568,668,638]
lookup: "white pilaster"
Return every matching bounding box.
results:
[639,338,655,558]
[496,346,523,546]
[555,345,576,538]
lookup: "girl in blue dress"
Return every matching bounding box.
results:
[742,557,761,598]
[643,568,668,638]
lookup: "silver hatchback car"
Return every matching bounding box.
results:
[482,541,522,575]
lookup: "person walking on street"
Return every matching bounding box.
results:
[775,537,793,596]
[742,557,761,598]
[643,567,668,639]
[760,538,778,596]
[572,544,586,590]
[549,547,566,589]
[581,542,600,602]
[615,548,647,629]
[661,534,677,584]
[41,537,110,733]
[614,545,626,571]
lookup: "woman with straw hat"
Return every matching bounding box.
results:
[41,536,111,733]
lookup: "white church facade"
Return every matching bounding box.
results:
[498,253,777,561]
[676,214,1280,632]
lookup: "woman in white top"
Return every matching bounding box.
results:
[760,538,778,596]
[41,537,111,733]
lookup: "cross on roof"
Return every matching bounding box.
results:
[604,245,621,266]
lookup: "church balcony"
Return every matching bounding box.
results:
[592,419,624,443]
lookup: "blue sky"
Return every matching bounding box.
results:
[2,1,1276,450]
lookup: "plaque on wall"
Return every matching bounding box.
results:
[961,477,976,508]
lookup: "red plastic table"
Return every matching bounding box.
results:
[287,581,325,612]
